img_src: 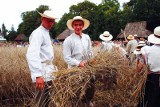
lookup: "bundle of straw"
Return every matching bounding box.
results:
[50,48,148,107]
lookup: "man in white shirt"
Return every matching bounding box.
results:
[126,34,138,65]
[99,31,114,52]
[63,16,94,107]
[63,16,93,68]
[26,10,57,107]
[138,26,160,107]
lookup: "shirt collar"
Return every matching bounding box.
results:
[40,25,49,32]
[73,33,83,39]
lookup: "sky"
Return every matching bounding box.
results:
[0,0,129,31]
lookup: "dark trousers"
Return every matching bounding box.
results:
[138,73,160,107]
[35,81,53,107]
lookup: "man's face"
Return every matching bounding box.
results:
[72,20,84,35]
[41,17,55,30]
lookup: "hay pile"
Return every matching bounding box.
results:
[50,48,148,107]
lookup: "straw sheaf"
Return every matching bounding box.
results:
[50,47,148,107]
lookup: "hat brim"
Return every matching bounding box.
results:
[67,19,90,30]
[127,37,134,40]
[99,34,113,42]
[38,12,57,20]
[134,50,141,55]
[148,34,160,44]
[137,44,146,47]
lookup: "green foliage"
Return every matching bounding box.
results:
[2,24,8,36]
[119,5,133,30]
[55,13,74,38]
[5,30,17,41]
[126,0,160,31]
[4,25,17,41]
[17,5,50,37]
[127,0,160,21]
[13,0,160,41]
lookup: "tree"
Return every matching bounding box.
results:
[55,13,74,37]
[127,0,160,21]
[2,24,8,36]
[98,0,121,39]
[126,0,160,32]
[17,5,50,37]
[5,25,17,41]
[119,5,133,30]
[68,1,102,40]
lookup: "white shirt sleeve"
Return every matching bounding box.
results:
[26,31,44,78]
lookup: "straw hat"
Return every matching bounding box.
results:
[127,35,134,40]
[137,41,146,47]
[38,10,57,20]
[134,48,141,55]
[148,26,160,44]
[99,31,113,42]
[134,34,138,37]
[67,16,90,30]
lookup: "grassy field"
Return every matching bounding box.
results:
[0,45,147,107]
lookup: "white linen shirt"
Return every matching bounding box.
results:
[126,39,138,55]
[100,41,114,52]
[141,45,160,72]
[26,25,56,82]
[63,33,93,68]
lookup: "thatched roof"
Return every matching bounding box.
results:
[117,21,152,39]
[57,29,74,40]
[14,34,28,41]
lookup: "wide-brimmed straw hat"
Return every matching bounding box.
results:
[134,34,138,37]
[99,31,113,42]
[38,10,57,20]
[127,35,134,40]
[67,16,90,30]
[148,26,160,44]
[137,41,146,47]
[134,48,142,55]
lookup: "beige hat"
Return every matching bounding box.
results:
[38,10,57,20]
[127,35,134,40]
[67,16,90,30]
[134,34,138,37]
[99,31,113,42]
[137,41,146,47]
[134,48,142,55]
[148,26,160,44]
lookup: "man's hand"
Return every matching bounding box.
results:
[36,77,44,90]
[78,61,86,67]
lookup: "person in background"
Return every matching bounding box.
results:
[133,41,146,72]
[126,34,138,65]
[138,26,160,107]
[63,16,94,107]
[133,34,139,42]
[26,10,58,107]
[99,31,114,52]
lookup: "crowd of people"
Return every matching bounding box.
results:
[1,10,160,107]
